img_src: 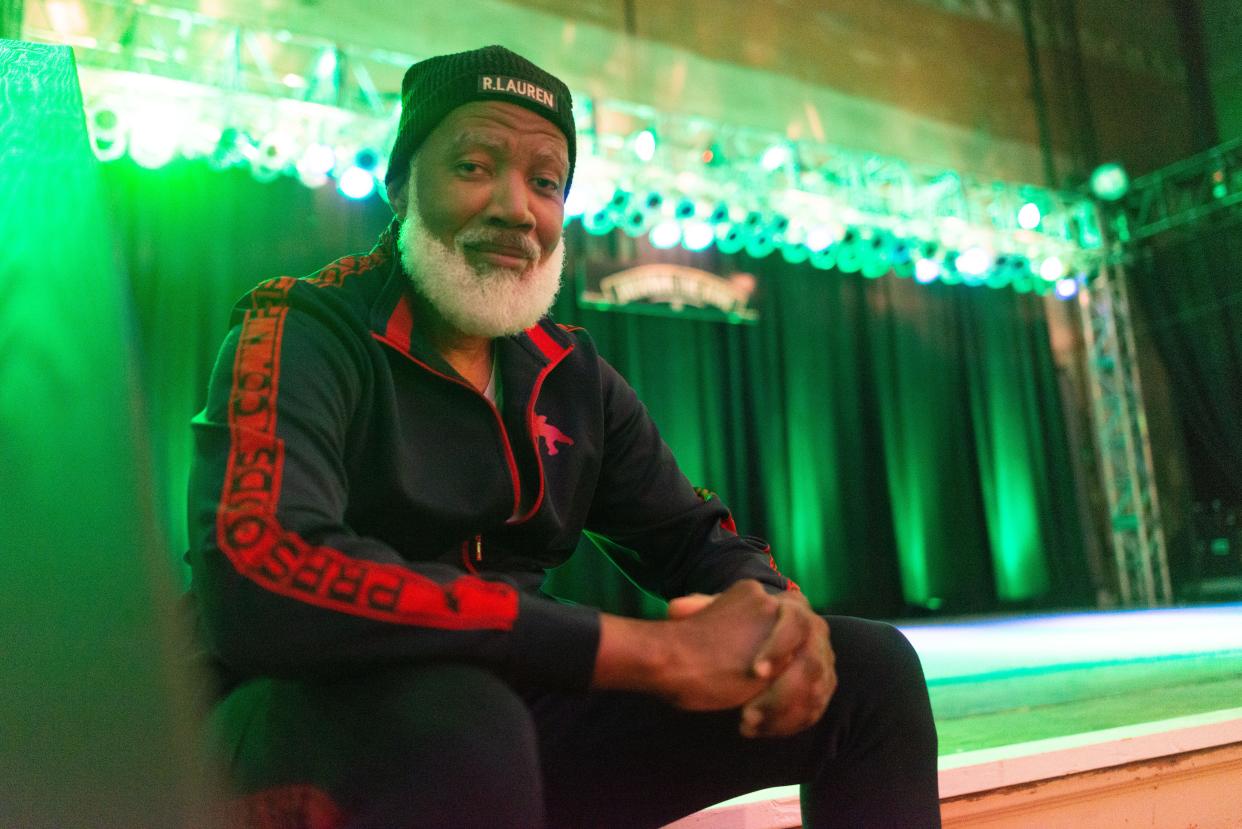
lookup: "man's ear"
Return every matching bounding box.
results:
[387,179,407,217]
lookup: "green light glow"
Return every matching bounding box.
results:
[1017,202,1041,229]
[648,219,681,249]
[0,39,209,825]
[1039,256,1066,282]
[1089,162,1130,202]
[760,143,792,171]
[634,128,656,162]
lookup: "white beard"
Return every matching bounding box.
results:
[396,190,565,338]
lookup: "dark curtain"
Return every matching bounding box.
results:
[1130,217,1242,502]
[103,158,1089,619]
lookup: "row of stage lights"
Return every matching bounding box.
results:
[571,189,1084,298]
[85,102,1088,299]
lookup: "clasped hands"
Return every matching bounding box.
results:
[666,580,836,738]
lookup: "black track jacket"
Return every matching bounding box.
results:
[186,223,794,693]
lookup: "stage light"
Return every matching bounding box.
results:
[805,225,838,253]
[914,258,940,283]
[563,181,592,218]
[209,127,252,171]
[634,128,657,162]
[835,229,862,273]
[87,106,126,162]
[583,209,615,236]
[1039,255,1066,282]
[810,246,838,271]
[682,220,715,251]
[716,224,749,255]
[253,131,295,181]
[1017,202,1042,230]
[608,189,633,213]
[295,142,336,187]
[955,246,992,278]
[1212,169,1228,199]
[707,203,731,224]
[1055,277,1079,299]
[746,229,776,259]
[760,143,792,172]
[649,220,681,249]
[781,242,810,265]
[338,165,376,200]
[985,256,1013,289]
[1089,162,1129,202]
[128,111,180,169]
[861,233,890,279]
[889,239,915,278]
[939,252,963,285]
[313,48,338,82]
[673,198,697,220]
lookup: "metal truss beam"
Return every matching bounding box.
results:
[1125,136,1242,241]
[1078,259,1172,606]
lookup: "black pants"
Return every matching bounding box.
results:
[210,616,940,828]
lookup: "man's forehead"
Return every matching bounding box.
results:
[439,103,567,159]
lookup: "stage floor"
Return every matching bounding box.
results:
[899,602,1242,755]
[667,603,1242,826]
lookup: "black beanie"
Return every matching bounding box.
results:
[385,45,576,198]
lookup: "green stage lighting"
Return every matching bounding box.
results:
[633,128,657,162]
[649,219,681,249]
[1017,202,1042,229]
[682,220,715,251]
[1039,255,1066,282]
[1089,162,1130,202]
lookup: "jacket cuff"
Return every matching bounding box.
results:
[505,593,601,691]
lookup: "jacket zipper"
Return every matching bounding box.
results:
[373,334,524,521]
[460,535,482,574]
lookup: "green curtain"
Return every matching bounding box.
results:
[102,158,1089,618]
[1130,217,1242,502]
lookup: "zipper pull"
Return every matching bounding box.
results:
[475,534,483,561]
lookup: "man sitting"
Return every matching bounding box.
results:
[186,44,940,828]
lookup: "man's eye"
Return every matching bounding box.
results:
[534,177,561,192]
[457,161,485,174]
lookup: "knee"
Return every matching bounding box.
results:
[828,617,929,700]
[361,663,538,772]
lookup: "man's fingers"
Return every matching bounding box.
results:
[751,598,813,679]
[666,592,716,619]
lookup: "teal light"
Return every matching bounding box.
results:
[583,209,615,235]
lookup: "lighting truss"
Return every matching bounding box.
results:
[24,0,1103,294]
[1078,257,1172,607]
[1123,135,1242,241]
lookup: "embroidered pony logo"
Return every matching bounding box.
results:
[535,414,574,456]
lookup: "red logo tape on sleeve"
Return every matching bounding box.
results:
[215,277,518,630]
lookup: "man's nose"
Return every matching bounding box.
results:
[485,171,536,228]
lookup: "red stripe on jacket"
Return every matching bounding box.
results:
[214,277,518,629]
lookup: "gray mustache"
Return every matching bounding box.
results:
[456,228,541,259]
